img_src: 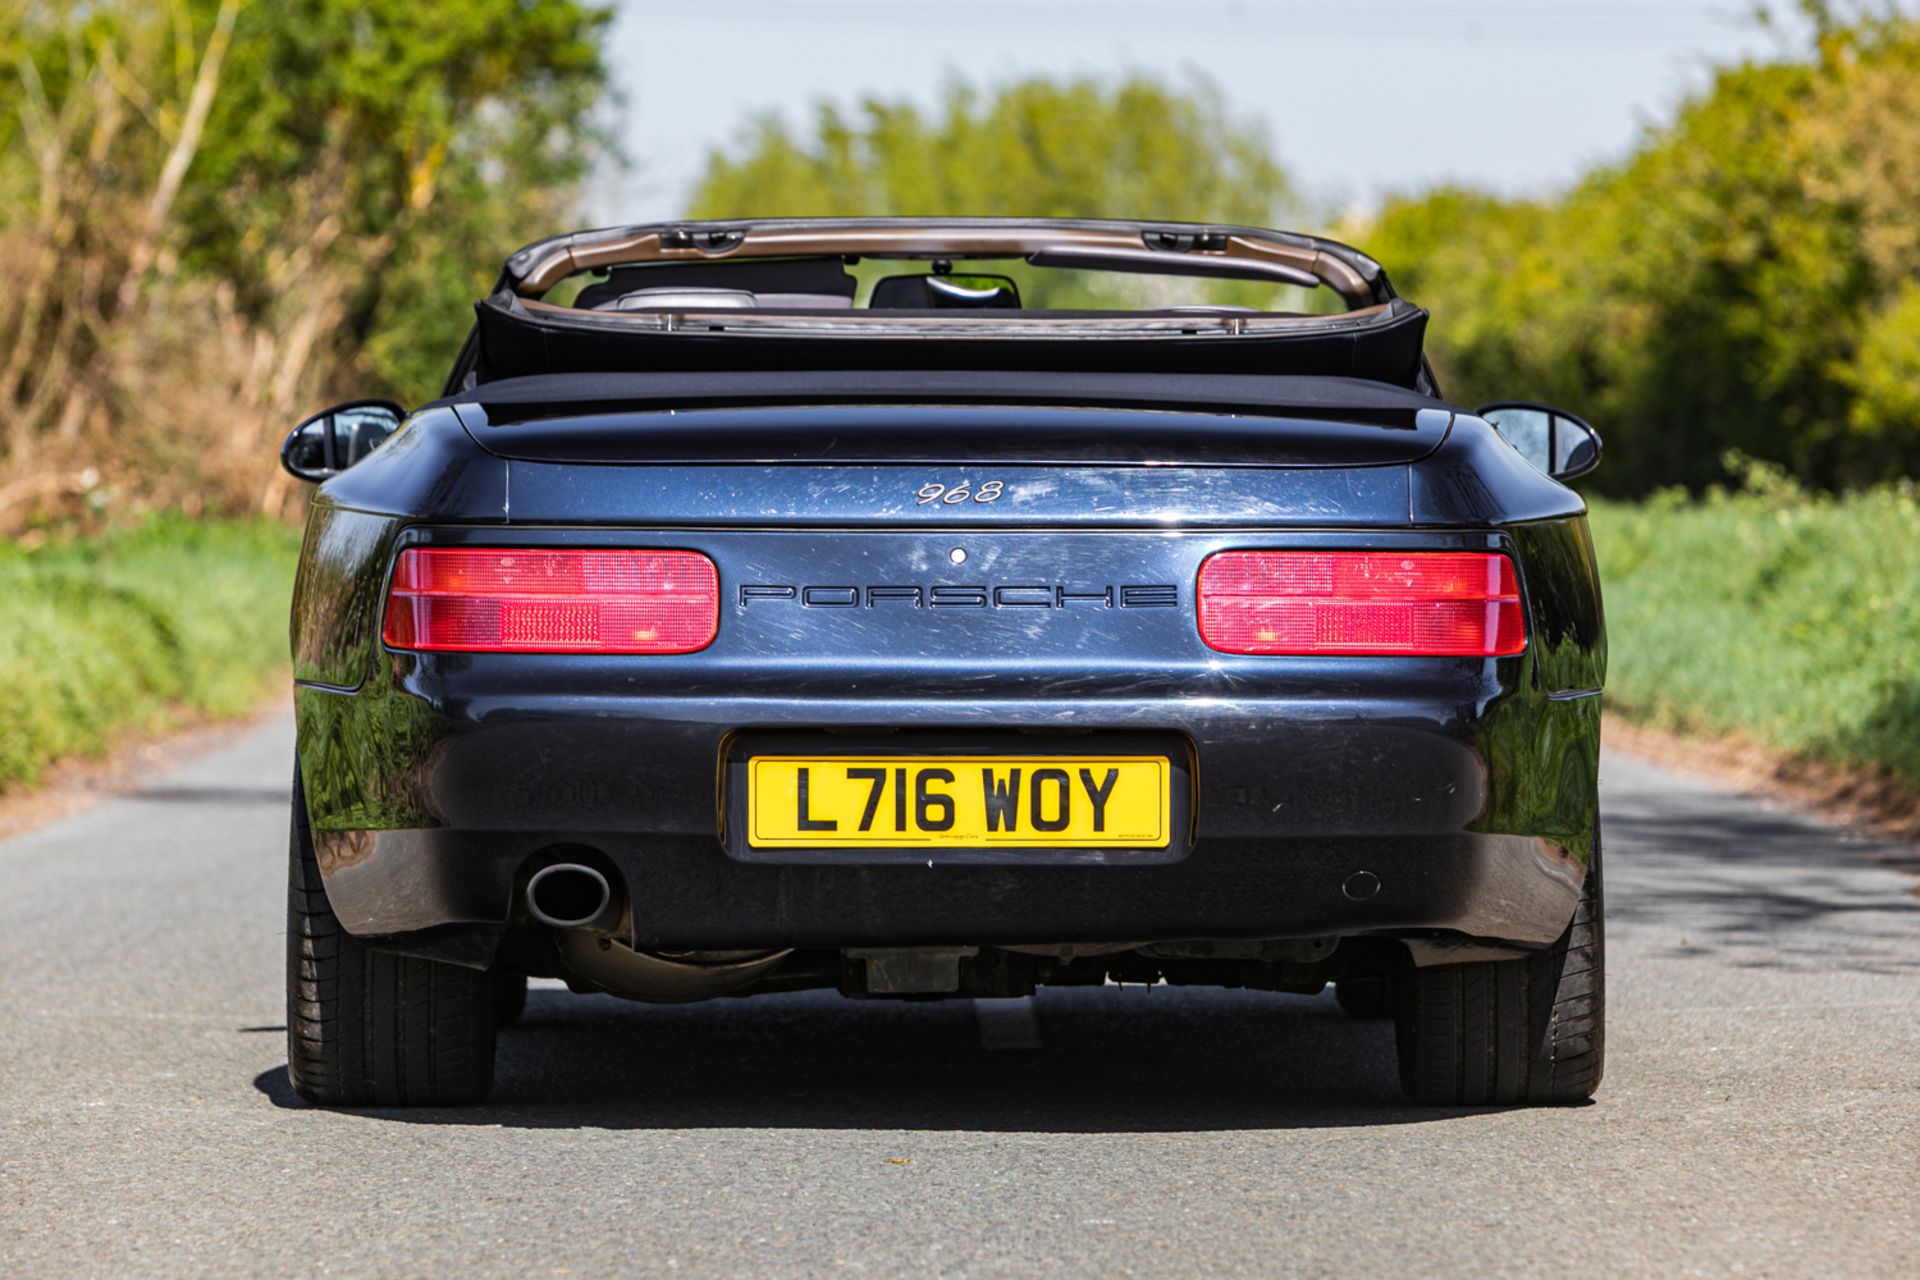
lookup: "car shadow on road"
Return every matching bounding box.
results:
[253,986,1521,1131]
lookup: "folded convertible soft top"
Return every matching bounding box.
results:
[469,295,1431,387]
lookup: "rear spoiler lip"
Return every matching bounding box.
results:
[499,216,1391,305]
[443,399,1458,470]
[428,369,1456,418]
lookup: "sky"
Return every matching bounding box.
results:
[592,0,1820,224]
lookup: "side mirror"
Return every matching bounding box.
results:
[280,399,406,483]
[1477,402,1603,482]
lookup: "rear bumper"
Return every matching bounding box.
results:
[317,824,1581,952]
[297,671,1599,953]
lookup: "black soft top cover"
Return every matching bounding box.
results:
[469,295,1431,388]
[435,374,1459,467]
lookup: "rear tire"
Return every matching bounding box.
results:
[1393,836,1605,1106]
[286,768,498,1106]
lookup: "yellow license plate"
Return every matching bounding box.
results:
[746,755,1171,849]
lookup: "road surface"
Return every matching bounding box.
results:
[3,716,1917,1277]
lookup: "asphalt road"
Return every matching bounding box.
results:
[3,716,1918,1278]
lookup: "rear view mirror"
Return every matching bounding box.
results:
[1477,402,1603,482]
[280,399,406,483]
[869,273,1021,309]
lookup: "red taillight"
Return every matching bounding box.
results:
[1197,551,1525,656]
[382,548,718,654]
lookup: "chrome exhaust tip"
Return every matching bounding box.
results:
[525,863,619,931]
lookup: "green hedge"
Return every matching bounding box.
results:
[1591,475,1920,786]
[0,517,301,789]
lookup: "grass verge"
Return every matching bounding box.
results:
[0,516,301,791]
[1590,472,1920,791]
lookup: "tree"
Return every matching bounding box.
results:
[1362,16,1920,495]
[180,0,615,397]
[0,0,613,528]
[687,74,1294,309]
[692,74,1290,224]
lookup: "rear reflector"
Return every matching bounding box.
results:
[382,548,718,654]
[1197,551,1524,656]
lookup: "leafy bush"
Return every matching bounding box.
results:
[1592,471,1920,784]
[0,518,300,789]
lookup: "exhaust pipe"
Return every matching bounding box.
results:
[554,934,792,1003]
[528,859,789,1002]
[526,863,621,932]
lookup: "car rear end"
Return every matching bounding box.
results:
[284,217,1606,1109]
[294,396,1602,994]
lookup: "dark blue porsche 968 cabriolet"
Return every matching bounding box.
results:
[280,217,1606,1108]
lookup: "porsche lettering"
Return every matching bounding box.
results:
[737,583,1178,609]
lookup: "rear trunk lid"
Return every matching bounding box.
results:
[447,379,1453,529]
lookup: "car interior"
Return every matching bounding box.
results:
[559,255,1325,316]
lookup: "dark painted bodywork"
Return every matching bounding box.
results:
[292,399,1604,966]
